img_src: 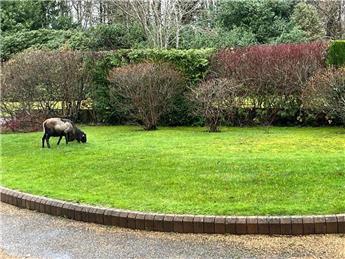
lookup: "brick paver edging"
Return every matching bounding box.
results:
[1,186,344,235]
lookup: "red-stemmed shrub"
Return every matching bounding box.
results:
[211,42,327,124]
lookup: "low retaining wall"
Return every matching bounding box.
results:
[1,187,344,235]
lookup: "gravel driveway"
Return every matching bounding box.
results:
[0,203,344,259]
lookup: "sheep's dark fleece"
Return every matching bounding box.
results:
[42,118,87,148]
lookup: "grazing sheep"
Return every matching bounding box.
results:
[42,118,87,148]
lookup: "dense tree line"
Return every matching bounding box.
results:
[1,0,344,61]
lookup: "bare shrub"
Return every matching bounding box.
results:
[1,50,92,131]
[108,62,185,130]
[190,78,244,132]
[302,68,345,125]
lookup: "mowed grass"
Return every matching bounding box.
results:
[1,126,345,215]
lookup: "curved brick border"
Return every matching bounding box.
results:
[1,186,344,235]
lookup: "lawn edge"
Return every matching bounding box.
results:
[1,186,344,235]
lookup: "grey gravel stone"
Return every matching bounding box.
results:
[1,203,344,259]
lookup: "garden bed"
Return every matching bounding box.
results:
[1,126,344,216]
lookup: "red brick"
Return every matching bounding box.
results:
[94,208,105,224]
[193,216,204,233]
[38,199,46,213]
[302,216,315,234]
[110,210,121,226]
[258,217,269,235]
[103,210,112,225]
[90,207,100,223]
[67,204,77,219]
[269,217,281,235]
[56,202,65,216]
[27,196,35,211]
[61,203,70,218]
[89,207,100,223]
[5,191,12,204]
[41,199,49,214]
[20,195,27,208]
[43,199,51,214]
[87,207,97,222]
[24,195,32,208]
[81,206,90,222]
[236,217,247,235]
[280,216,292,235]
[119,212,128,227]
[225,217,236,234]
[325,215,337,233]
[127,213,137,229]
[6,193,13,205]
[183,216,194,233]
[163,215,174,232]
[336,214,345,233]
[33,197,41,212]
[214,217,226,234]
[14,193,21,207]
[0,192,4,202]
[4,190,11,203]
[49,201,58,216]
[135,213,146,230]
[204,216,215,234]
[153,214,165,232]
[1,192,8,203]
[291,217,303,235]
[246,216,258,234]
[9,194,16,206]
[15,193,23,207]
[144,214,154,231]
[74,205,83,221]
[173,216,184,233]
[314,216,326,234]
[9,192,16,206]
[24,195,33,210]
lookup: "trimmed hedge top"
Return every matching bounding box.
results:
[103,48,215,82]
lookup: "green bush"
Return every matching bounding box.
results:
[217,0,296,43]
[0,29,75,61]
[272,26,308,43]
[67,24,146,51]
[179,26,257,49]
[0,24,146,61]
[291,2,325,41]
[327,40,345,67]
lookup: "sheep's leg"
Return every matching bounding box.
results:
[42,134,46,148]
[57,136,63,145]
[65,135,68,145]
[46,135,51,148]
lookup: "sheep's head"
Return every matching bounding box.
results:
[76,128,87,143]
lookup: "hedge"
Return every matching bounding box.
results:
[327,40,345,67]
[2,42,344,127]
[89,49,215,124]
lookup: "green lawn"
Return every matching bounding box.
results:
[1,126,344,216]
